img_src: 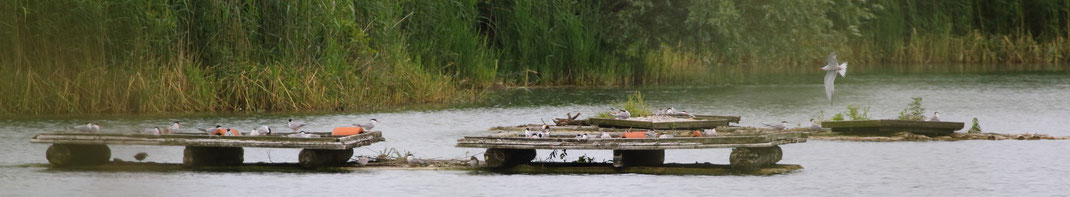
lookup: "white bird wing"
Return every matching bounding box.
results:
[826,52,838,67]
[353,122,374,130]
[824,70,837,104]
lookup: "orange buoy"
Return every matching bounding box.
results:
[331,127,365,136]
[690,130,703,137]
[621,132,647,138]
[211,128,227,136]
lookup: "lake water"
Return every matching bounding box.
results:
[2,72,1070,196]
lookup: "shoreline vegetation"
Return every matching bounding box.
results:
[3,0,1069,114]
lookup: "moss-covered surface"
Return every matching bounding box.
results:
[810,132,1070,142]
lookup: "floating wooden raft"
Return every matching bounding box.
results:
[457,132,806,150]
[821,119,964,136]
[31,132,384,150]
[588,118,729,130]
[457,132,807,170]
[31,132,385,168]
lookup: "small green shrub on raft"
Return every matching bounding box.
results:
[828,104,871,121]
[969,118,982,133]
[898,97,927,120]
[596,91,652,118]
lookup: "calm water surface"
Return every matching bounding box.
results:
[2,73,1069,196]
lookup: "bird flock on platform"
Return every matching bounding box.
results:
[68,118,383,138]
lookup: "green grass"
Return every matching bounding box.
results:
[596,91,652,118]
[1,0,1069,114]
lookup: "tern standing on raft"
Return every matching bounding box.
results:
[287,119,306,132]
[73,122,101,133]
[821,52,848,104]
[353,119,379,130]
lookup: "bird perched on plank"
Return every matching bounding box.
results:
[538,124,552,138]
[249,125,272,136]
[357,156,371,166]
[600,132,612,138]
[405,153,418,164]
[353,119,379,130]
[287,119,306,132]
[524,128,535,138]
[165,121,181,134]
[611,109,631,120]
[821,52,848,104]
[765,121,789,131]
[929,112,941,122]
[143,127,162,134]
[809,119,823,131]
[703,129,717,136]
[469,156,480,167]
[134,152,148,161]
[73,122,101,133]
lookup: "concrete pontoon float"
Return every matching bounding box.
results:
[30,131,384,168]
[821,119,965,136]
[457,132,807,170]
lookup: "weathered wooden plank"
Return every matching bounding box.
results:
[820,119,964,136]
[669,115,742,123]
[821,120,963,129]
[588,118,728,129]
[30,131,384,150]
[456,133,807,150]
[31,132,341,142]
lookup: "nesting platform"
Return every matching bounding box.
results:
[588,118,729,130]
[457,132,806,170]
[669,114,741,123]
[821,119,965,136]
[30,131,384,168]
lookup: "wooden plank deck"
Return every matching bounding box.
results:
[456,132,807,150]
[588,118,729,130]
[669,114,742,123]
[30,131,385,150]
[821,119,965,136]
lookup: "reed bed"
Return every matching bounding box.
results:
[1,0,1068,114]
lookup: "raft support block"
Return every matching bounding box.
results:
[612,150,665,167]
[298,149,354,168]
[46,144,111,167]
[729,146,783,170]
[183,146,244,167]
[484,148,536,167]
